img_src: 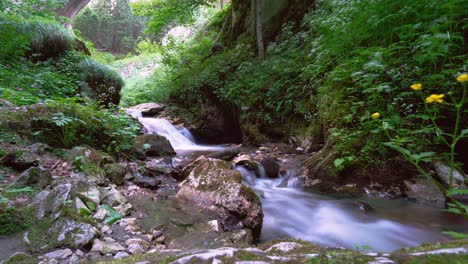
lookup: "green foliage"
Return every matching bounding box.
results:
[29,98,140,156]
[132,0,216,35]
[73,0,145,54]
[101,204,122,225]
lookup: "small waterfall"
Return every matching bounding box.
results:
[127,109,223,152]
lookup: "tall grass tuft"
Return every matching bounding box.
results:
[79,59,124,106]
[25,19,73,59]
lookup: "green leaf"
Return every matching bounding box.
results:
[102,204,122,225]
[447,188,468,196]
[85,201,96,211]
[442,231,468,239]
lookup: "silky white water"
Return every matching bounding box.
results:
[127,110,223,152]
[236,164,465,252]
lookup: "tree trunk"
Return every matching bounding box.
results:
[255,0,265,61]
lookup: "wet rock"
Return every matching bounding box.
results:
[101,186,127,206]
[133,176,161,190]
[207,147,241,161]
[434,161,467,186]
[404,178,445,208]
[266,242,303,253]
[177,157,263,241]
[8,167,52,189]
[354,201,374,214]
[131,134,176,160]
[43,248,73,260]
[233,154,259,173]
[90,239,125,255]
[129,102,165,117]
[32,184,73,220]
[104,163,128,186]
[254,155,279,178]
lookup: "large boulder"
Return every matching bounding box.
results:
[0,150,39,172]
[434,161,467,187]
[131,134,175,160]
[103,163,128,186]
[26,218,96,252]
[176,158,263,241]
[128,102,165,117]
[32,184,74,220]
[254,155,279,178]
[404,177,446,208]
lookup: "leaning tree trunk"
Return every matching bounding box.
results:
[56,0,92,30]
[254,0,265,61]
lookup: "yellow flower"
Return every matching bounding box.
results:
[425,94,444,104]
[410,83,422,91]
[456,73,468,83]
[371,112,380,119]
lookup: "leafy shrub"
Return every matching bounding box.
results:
[30,98,141,156]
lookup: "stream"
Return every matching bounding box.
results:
[133,113,467,253]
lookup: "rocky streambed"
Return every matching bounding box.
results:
[0,104,467,264]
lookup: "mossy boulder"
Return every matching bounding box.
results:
[68,147,115,167]
[177,157,263,241]
[0,149,39,172]
[103,163,128,186]
[131,134,175,160]
[8,167,52,190]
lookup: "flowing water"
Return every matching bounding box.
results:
[236,163,467,252]
[130,112,467,253]
[127,110,223,152]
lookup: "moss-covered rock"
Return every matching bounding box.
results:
[103,163,127,186]
[131,134,175,160]
[7,167,52,190]
[177,157,263,241]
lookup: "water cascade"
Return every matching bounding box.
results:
[235,163,466,252]
[127,110,223,152]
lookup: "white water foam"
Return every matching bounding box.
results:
[127,109,223,152]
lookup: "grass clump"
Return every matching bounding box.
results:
[25,19,73,60]
[79,59,124,106]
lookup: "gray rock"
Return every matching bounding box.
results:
[434,161,467,186]
[131,134,175,160]
[101,186,127,206]
[32,184,73,220]
[90,239,126,255]
[254,155,279,178]
[177,157,263,241]
[127,243,145,255]
[43,248,73,260]
[125,238,150,250]
[128,102,165,117]
[104,163,128,186]
[1,150,38,171]
[49,219,96,248]
[8,167,52,189]
[133,176,161,190]
[114,252,130,259]
[404,178,446,208]
[74,180,101,205]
